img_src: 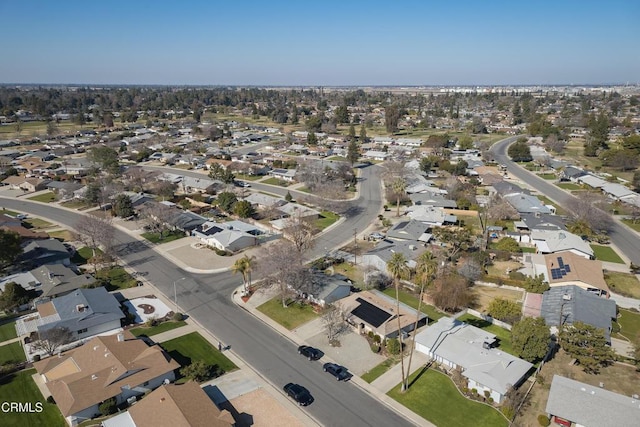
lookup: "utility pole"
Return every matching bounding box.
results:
[353,228,358,265]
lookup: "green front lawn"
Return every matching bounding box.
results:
[388,368,508,427]
[235,173,263,181]
[605,271,640,299]
[0,341,26,365]
[23,217,54,229]
[538,173,556,180]
[130,320,187,337]
[27,191,57,203]
[381,287,447,321]
[95,267,137,291]
[59,199,92,210]
[70,246,101,265]
[590,244,625,264]
[457,313,514,356]
[0,208,20,217]
[160,332,237,383]
[0,320,18,342]
[256,297,318,330]
[615,309,640,346]
[361,357,398,383]
[536,195,567,216]
[555,182,581,190]
[0,369,65,427]
[315,211,339,230]
[141,230,185,244]
[261,177,291,187]
[622,219,640,232]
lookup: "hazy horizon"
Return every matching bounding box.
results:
[1,0,638,86]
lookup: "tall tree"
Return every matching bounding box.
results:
[0,229,21,270]
[405,251,437,390]
[112,194,134,218]
[0,282,34,311]
[232,255,256,293]
[347,138,359,165]
[284,212,316,255]
[511,317,550,362]
[88,146,120,175]
[359,124,368,142]
[32,327,73,356]
[208,163,235,184]
[387,252,409,391]
[559,321,614,373]
[391,177,407,217]
[385,104,401,133]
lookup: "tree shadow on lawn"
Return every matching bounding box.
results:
[407,362,432,389]
[166,350,191,367]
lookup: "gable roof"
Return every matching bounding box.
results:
[34,330,179,417]
[126,382,231,427]
[20,238,70,266]
[386,220,430,241]
[531,230,594,258]
[546,375,640,427]
[503,193,551,214]
[30,264,95,298]
[542,252,609,294]
[415,317,533,395]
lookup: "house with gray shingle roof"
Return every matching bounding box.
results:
[386,220,432,243]
[414,317,533,404]
[30,264,95,299]
[545,375,640,427]
[531,229,593,259]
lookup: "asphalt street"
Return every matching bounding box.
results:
[0,163,409,427]
[490,137,640,265]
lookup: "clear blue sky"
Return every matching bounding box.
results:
[1,0,638,85]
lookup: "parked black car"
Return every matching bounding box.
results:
[283,383,314,406]
[322,363,350,381]
[297,345,321,361]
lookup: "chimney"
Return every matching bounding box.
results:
[117,333,125,342]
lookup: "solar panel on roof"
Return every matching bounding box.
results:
[351,297,392,328]
[564,265,571,272]
[557,257,564,267]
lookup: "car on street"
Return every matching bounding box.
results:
[283,383,314,406]
[322,363,350,381]
[369,232,385,240]
[235,181,251,187]
[297,345,321,361]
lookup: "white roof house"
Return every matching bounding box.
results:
[600,182,636,200]
[545,375,640,427]
[577,174,607,188]
[363,150,389,161]
[414,317,533,404]
[531,229,594,259]
[405,205,457,226]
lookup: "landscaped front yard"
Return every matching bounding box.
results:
[0,369,65,427]
[622,219,640,232]
[590,244,625,263]
[130,320,187,337]
[141,230,185,244]
[315,211,339,230]
[361,357,399,383]
[614,308,640,346]
[27,191,57,203]
[256,297,319,330]
[70,246,101,265]
[388,368,508,427]
[261,177,290,187]
[0,341,27,365]
[0,320,18,342]
[604,271,640,298]
[160,332,237,383]
[95,267,137,291]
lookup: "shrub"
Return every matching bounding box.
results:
[501,406,515,420]
[46,396,55,404]
[172,312,184,321]
[373,334,381,344]
[386,338,401,355]
[370,344,380,353]
[145,317,157,328]
[33,354,41,362]
[99,397,117,416]
[484,390,491,399]
[471,388,478,395]
[367,331,375,339]
[537,415,550,426]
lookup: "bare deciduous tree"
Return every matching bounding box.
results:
[283,211,316,255]
[139,203,176,240]
[430,274,474,313]
[322,303,346,346]
[74,215,116,273]
[565,193,613,233]
[32,327,73,356]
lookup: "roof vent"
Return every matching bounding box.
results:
[117,333,125,342]
[91,374,97,381]
[76,304,86,313]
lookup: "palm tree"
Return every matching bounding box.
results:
[405,251,437,390]
[231,255,256,293]
[391,177,407,217]
[387,252,408,391]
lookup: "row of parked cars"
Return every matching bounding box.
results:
[283,346,351,406]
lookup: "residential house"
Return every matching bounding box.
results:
[2,175,50,192]
[600,182,636,201]
[102,382,233,427]
[30,264,95,299]
[405,205,457,227]
[545,375,640,427]
[169,210,207,233]
[414,317,533,404]
[361,240,426,272]
[560,166,586,182]
[0,270,39,293]
[363,150,389,161]
[530,229,594,259]
[408,192,457,208]
[577,174,607,189]
[16,287,124,344]
[244,193,286,210]
[304,273,352,307]
[33,330,179,426]
[539,285,616,341]
[270,168,297,182]
[46,181,84,201]
[276,202,320,220]
[386,220,432,243]
[20,238,71,268]
[503,193,553,215]
[521,252,610,297]
[192,220,261,252]
[338,290,427,339]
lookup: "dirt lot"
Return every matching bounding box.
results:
[514,350,640,426]
[471,286,524,312]
[487,260,523,278]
